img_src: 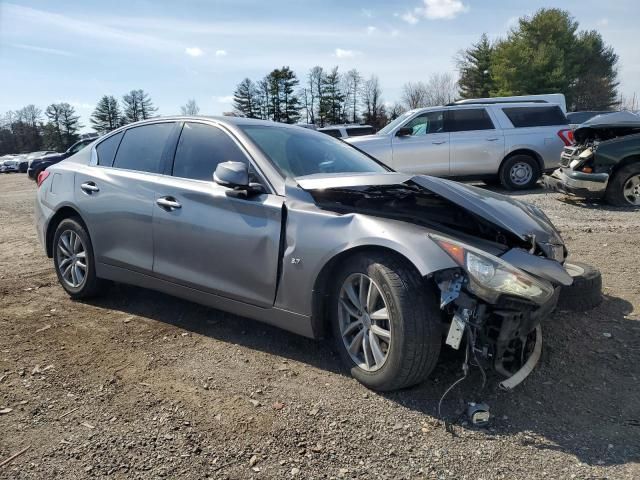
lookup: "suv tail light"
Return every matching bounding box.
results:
[557,129,574,146]
[36,170,50,188]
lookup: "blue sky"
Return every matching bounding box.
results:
[1,0,638,131]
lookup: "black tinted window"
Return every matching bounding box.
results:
[172,123,248,181]
[96,132,123,167]
[321,129,341,138]
[346,126,375,136]
[502,106,568,127]
[113,123,174,173]
[447,109,494,131]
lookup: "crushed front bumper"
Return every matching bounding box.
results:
[543,167,608,199]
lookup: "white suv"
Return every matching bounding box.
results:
[346,103,572,190]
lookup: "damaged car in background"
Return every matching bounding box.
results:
[35,117,594,396]
[544,111,640,206]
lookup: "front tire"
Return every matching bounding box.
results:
[53,218,101,299]
[499,154,541,190]
[330,252,441,391]
[605,163,640,207]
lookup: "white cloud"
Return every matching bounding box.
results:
[598,18,609,27]
[334,48,359,59]
[185,47,203,57]
[213,95,234,104]
[400,0,469,24]
[361,8,373,18]
[10,43,75,57]
[215,49,227,57]
[417,0,469,19]
[400,11,419,25]
[366,26,377,35]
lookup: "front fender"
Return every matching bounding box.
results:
[273,201,457,317]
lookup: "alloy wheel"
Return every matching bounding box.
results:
[510,162,533,186]
[622,174,640,205]
[338,273,391,372]
[56,230,88,288]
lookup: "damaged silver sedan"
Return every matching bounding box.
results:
[35,116,572,391]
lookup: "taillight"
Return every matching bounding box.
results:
[557,129,574,146]
[36,170,50,187]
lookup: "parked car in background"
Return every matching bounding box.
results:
[566,111,613,129]
[28,139,97,180]
[0,155,19,173]
[544,111,640,206]
[35,116,574,392]
[346,103,572,190]
[319,124,375,139]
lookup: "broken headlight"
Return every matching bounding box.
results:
[431,234,554,305]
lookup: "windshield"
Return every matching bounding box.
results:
[239,125,388,178]
[378,111,415,135]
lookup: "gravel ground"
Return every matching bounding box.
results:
[0,173,638,479]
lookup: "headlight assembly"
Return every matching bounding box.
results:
[431,234,554,305]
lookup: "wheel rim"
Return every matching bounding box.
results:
[510,162,533,186]
[622,174,640,206]
[338,273,391,372]
[56,230,87,288]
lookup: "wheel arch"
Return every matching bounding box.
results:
[610,154,640,178]
[310,245,434,339]
[45,206,89,258]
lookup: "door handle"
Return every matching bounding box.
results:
[432,140,447,145]
[486,137,500,141]
[156,196,182,210]
[80,182,99,193]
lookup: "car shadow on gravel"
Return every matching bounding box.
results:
[86,284,639,467]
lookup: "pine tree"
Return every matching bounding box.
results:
[44,103,81,150]
[233,78,261,118]
[91,95,122,134]
[320,67,344,125]
[122,89,157,124]
[457,33,494,99]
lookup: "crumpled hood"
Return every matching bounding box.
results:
[410,176,564,246]
[574,111,640,143]
[298,173,565,256]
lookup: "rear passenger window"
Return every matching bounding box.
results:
[95,132,123,167]
[346,127,375,136]
[172,122,248,181]
[502,106,568,127]
[447,109,494,132]
[113,123,175,173]
[321,129,342,138]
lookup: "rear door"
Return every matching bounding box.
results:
[448,108,505,176]
[390,110,450,175]
[75,122,177,274]
[151,121,283,307]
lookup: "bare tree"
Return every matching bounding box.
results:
[180,99,200,115]
[401,81,429,109]
[388,103,407,120]
[344,69,362,123]
[424,73,458,106]
[307,66,323,125]
[361,75,385,130]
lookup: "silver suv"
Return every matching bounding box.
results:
[346,103,572,190]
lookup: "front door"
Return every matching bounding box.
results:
[151,122,283,308]
[391,110,450,176]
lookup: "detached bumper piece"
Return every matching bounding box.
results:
[543,167,608,199]
[437,272,559,388]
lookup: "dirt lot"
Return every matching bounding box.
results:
[0,173,638,479]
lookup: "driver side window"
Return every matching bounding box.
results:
[172,122,252,182]
[403,111,445,136]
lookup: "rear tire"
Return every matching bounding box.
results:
[53,218,101,299]
[604,163,640,207]
[557,261,602,311]
[499,154,541,190]
[329,252,441,391]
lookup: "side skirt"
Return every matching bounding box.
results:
[97,263,316,338]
